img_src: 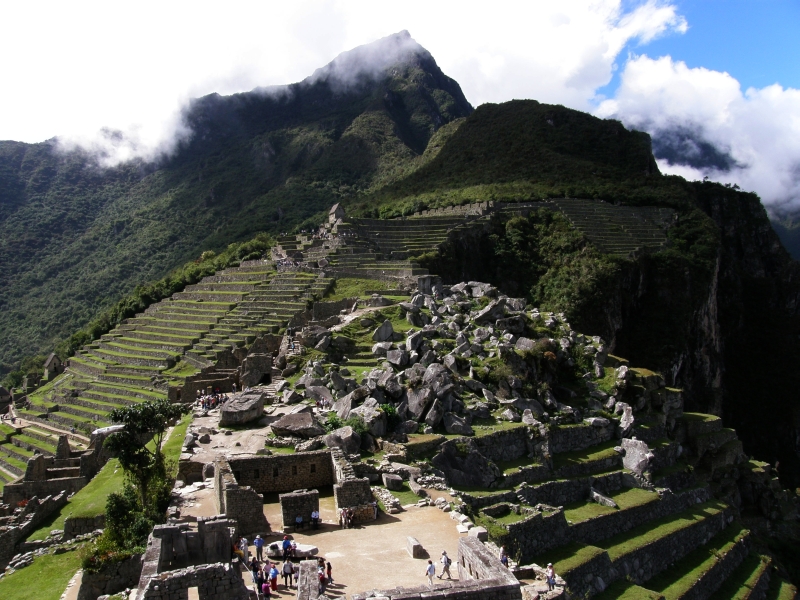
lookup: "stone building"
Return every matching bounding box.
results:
[43,353,63,381]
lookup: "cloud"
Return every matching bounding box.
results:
[0,1,686,165]
[597,55,800,210]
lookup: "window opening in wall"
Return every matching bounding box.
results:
[253,470,259,479]
[292,465,298,475]
[310,463,316,473]
[234,471,241,481]
[273,467,279,477]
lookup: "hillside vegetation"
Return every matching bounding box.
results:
[0,32,472,372]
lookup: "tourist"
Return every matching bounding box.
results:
[318,566,327,594]
[499,546,508,568]
[232,382,237,394]
[326,560,333,584]
[261,573,271,598]
[254,535,264,562]
[232,539,244,560]
[425,559,436,588]
[269,563,279,591]
[346,507,354,527]
[255,566,264,592]
[290,539,297,557]
[240,536,249,563]
[311,509,320,529]
[545,563,557,590]
[250,556,259,575]
[282,561,294,587]
[282,535,292,561]
[371,500,378,519]
[295,514,304,529]
[438,551,452,579]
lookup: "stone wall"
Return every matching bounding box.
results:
[137,562,249,600]
[548,423,615,454]
[213,458,269,536]
[295,560,320,600]
[279,489,319,530]
[333,479,375,523]
[2,474,87,507]
[77,553,143,600]
[64,514,105,539]
[287,298,357,329]
[226,450,334,495]
[0,491,68,569]
[473,427,538,463]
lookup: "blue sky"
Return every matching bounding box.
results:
[601,0,800,97]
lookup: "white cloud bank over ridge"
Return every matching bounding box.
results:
[2,1,799,209]
[599,56,800,211]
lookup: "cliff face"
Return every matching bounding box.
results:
[424,190,800,486]
[591,189,800,487]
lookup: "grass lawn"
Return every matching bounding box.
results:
[496,455,540,474]
[27,414,191,541]
[324,278,389,301]
[563,487,659,523]
[0,546,84,600]
[472,417,526,436]
[376,482,421,506]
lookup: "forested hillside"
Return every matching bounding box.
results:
[0,31,472,371]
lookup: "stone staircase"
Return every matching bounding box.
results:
[548,198,675,257]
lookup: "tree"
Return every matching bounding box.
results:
[104,399,188,507]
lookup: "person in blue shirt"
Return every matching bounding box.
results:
[254,534,264,562]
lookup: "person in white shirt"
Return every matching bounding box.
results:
[311,509,320,529]
[438,551,452,579]
[425,560,436,588]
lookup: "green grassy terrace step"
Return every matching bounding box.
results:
[98,341,181,358]
[598,500,730,577]
[120,329,200,344]
[59,403,113,420]
[709,553,772,600]
[87,381,165,399]
[766,577,798,600]
[1,441,36,462]
[645,522,751,600]
[22,426,69,448]
[0,449,27,475]
[552,440,622,477]
[595,581,665,600]
[10,434,57,455]
[93,348,175,367]
[103,336,191,353]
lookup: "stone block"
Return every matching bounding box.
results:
[219,391,266,427]
[407,536,425,558]
[382,473,404,491]
[468,526,489,541]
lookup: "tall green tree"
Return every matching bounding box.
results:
[104,399,188,506]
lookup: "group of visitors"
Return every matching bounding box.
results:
[252,558,294,598]
[276,258,301,271]
[338,507,356,528]
[195,388,228,410]
[315,557,333,595]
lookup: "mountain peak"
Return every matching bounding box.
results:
[306,30,431,90]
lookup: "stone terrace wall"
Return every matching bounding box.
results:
[77,553,143,600]
[227,450,334,495]
[330,447,375,523]
[548,423,615,454]
[2,474,87,507]
[473,427,540,463]
[64,514,105,539]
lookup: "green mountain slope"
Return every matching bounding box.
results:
[0,31,472,370]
